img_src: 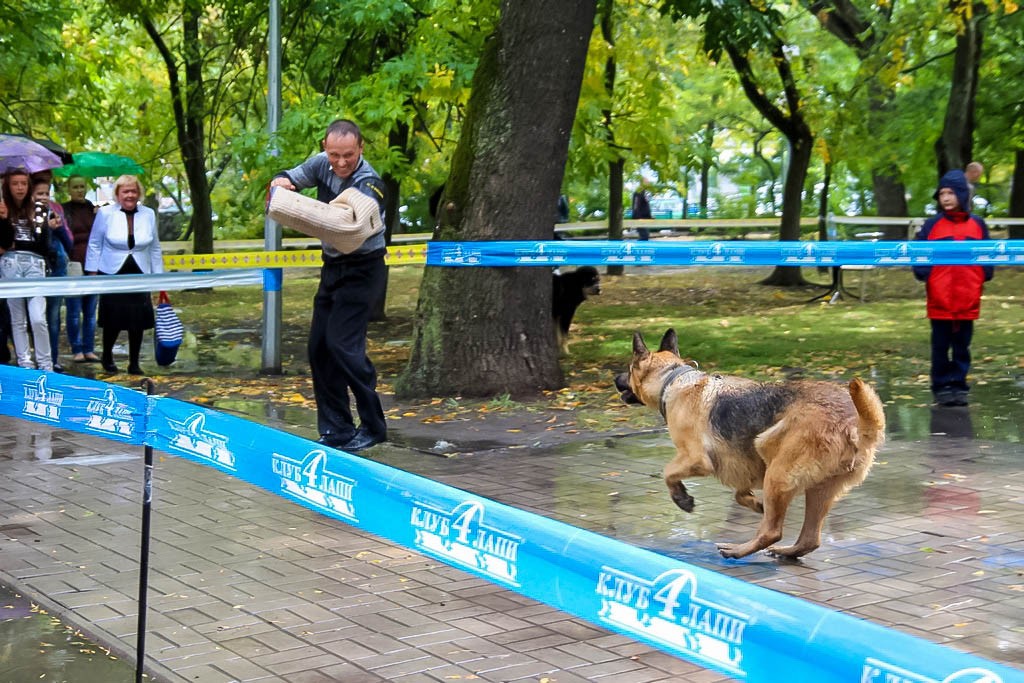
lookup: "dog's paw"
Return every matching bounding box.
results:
[715,543,745,559]
[734,490,764,514]
[766,544,815,560]
[670,485,695,513]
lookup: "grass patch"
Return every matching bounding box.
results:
[166,263,1024,435]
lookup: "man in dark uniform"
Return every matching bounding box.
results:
[270,119,388,452]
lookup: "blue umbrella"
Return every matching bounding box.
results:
[0,134,65,174]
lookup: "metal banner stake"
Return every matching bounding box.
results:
[136,378,155,683]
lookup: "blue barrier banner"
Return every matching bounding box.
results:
[0,364,1019,683]
[0,368,147,445]
[426,239,1024,267]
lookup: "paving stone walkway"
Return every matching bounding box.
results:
[1,411,1022,682]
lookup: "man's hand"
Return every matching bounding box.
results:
[269,177,296,191]
[0,197,7,220]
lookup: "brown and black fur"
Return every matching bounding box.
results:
[614,329,885,559]
[552,266,601,353]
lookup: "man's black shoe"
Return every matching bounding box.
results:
[127,364,144,375]
[101,361,119,373]
[317,433,355,449]
[343,429,386,452]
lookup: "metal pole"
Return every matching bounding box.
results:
[135,378,155,683]
[261,0,283,373]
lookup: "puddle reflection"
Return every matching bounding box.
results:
[0,584,137,682]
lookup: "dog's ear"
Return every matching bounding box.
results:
[658,329,680,356]
[632,332,650,359]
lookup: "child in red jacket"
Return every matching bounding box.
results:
[912,170,994,407]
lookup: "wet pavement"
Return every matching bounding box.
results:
[1,386,1023,682]
[0,583,138,681]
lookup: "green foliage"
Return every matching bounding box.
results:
[223,0,495,236]
[2,0,1022,236]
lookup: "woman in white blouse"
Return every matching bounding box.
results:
[84,175,163,375]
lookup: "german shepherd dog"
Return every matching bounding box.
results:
[614,329,885,559]
[552,266,601,354]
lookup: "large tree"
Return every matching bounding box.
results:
[598,0,625,276]
[934,0,988,177]
[802,0,911,219]
[396,0,597,398]
[99,0,278,251]
[666,0,815,286]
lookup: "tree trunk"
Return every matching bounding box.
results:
[805,0,909,221]
[607,157,624,275]
[761,133,813,285]
[818,159,831,242]
[1010,149,1024,237]
[395,0,596,399]
[724,44,812,286]
[868,85,908,220]
[934,4,985,177]
[182,5,213,255]
[142,7,212,255]
[873,168,910,239]
[817,159,831,274]
[700,120,714,217]
[372,123,411,322]
[600,0,625,277]
[872,172,908,218]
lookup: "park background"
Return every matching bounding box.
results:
[2,0,1023,401]
[3,4,1024,679]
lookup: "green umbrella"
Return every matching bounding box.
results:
[54,151,144,178]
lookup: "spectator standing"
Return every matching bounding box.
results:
[631,180,653,241]
[0,169,53,370]
[556,194,570,224]
[964,161,984,207]
[0,297,10,364]
[84,175,163,375]
[32,178,72,372]
[269,118,388,452]
[62,175,100,362]
[912,170,993,407]
[0,176,11,365]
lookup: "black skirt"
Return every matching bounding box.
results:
[98,256,155,332]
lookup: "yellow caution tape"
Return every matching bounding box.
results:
[163,244,427,270]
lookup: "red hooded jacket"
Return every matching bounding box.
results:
[911,170,993,320]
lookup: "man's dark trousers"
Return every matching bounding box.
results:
[930,319,973,393]
[309,249,387,442]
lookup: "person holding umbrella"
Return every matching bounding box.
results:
[0,168,53,371]
[0,136,66,366]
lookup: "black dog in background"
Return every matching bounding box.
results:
[552,266,601,353]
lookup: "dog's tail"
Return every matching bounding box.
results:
[849,378,886,451]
